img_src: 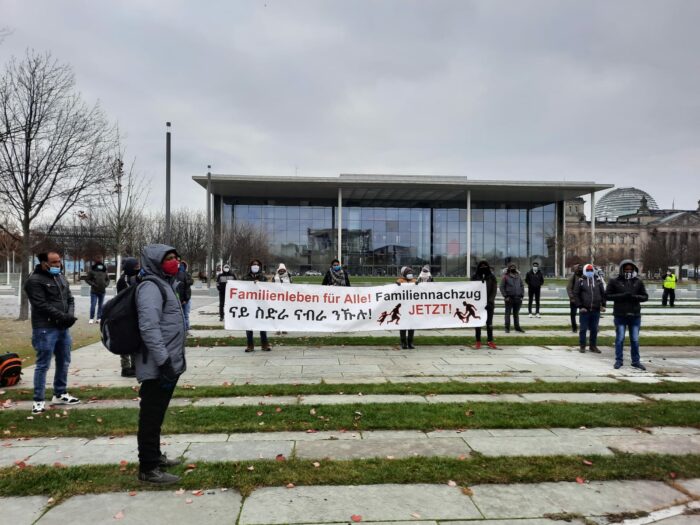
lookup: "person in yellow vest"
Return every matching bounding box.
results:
[662,269,677,307]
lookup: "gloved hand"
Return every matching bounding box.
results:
[58,314,77,329]
[158,358,179,390]
[396,282,401,286]
[580,307,588,313]
[504,297,512,304]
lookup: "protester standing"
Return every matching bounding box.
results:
[566,264,583,332]
[499,263,525,333]
[135,244,186,484]
[605,259,648,370]
[216,264,237,322]
[396,266,416,349]
[573,263,606,354]
[176,260,194,332]
[662,269,677,307]
[417,265,434,283]
[322,259,351,286]
[86,257,110,324]
[472,260,498,349]
[243,259,270,352]
[525,262,544,318]
[272,263,291,334]
[24,252,80,414]
[116,257,141,377]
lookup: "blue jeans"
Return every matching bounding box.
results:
[614,316,641,364]
[579,310,601,347]
[182,300,191,330]
[90,292,105,320]
[31,328,72,401]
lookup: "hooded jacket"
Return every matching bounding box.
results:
[471,262,498,307]
[116,257,139,293]
[272,263,292,283]
[86,262,110,294]
[567,267,583,302]
[217,268,237,292]
[417,265,434,283]
[573,271,606,311]
[176,261,194,303]
[24,265,75,329]
[135,244,186,382]
[525,267,544,289]
[243,260,268,282]
[605,259,648,317]
[499,268,524,299]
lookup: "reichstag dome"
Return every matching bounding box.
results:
[595,187,659,221]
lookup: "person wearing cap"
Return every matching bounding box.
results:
[662,269,677,307]
[499,263,525,333]
[566,264,583,332]
[525,262,544,318]
[573,263,606,354]
[417,265,434,283]
[605,259,648,370]
[322,259,351,286]
[472,260,498,349]
[116,257,142,377]
[86,256,110,324]
[396,266,417,349]
[243,258,270,352]
[272,263,292,334]
[216,264,237,322]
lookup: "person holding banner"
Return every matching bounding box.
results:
[243,259,271,352]
[417,265,434,283]
[396,266,417,349]
[472,260,498,349]
[322,259,351,287]
[217,265,237,322]
[500,263,525,333]
[273,263,291,335]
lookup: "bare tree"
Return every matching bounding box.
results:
[688,236,700,283]
[0,51,115,319]
[220,222,270,275]
[641,234,673,278]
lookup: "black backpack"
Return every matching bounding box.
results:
[100,276,168,357]
[0,353,22,387]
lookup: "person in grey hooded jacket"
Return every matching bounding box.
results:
[135,244,186,485]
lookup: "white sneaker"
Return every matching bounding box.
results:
[536,313,541,318]
[528,314,533,318]
[51,393,80,405]
[89,319,95,324]
[32,401,45,414]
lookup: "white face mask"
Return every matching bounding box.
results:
[223,266,230,272]
[251,265,260,273]
[532,266,538,272]
[405,273,414,280]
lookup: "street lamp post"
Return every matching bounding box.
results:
[206,165,212,287]
[165,122,172,244]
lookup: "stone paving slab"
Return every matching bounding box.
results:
[186,441,294,462]
[238,484,482,524]
[604,434,700,455]
[677,478,700,497]
[36,490,242,525]
[519,393,645,403]
[299,394,427,405]
[465,435,614,457]
[294,437,472,460]
[191,396,299,407]
[0,496,50,525]
[470,480,688,519]
[646,393,700,402]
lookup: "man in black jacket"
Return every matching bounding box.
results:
[24,252,80,414]
[86,256,110,324]
[525,262,544,318]
[176,259,194,332]
[605,259,648,370]
[216,264,237,322]
[574,263,606,354]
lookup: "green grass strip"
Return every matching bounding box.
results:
[5,381,700,402]
[1,454,697,499]
[2,402,699,438]
[187,335,700,347]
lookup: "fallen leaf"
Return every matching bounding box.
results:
[386,455,395,460]
[306,429,318,434]
[186,463,197,469]
[464,410,474,417]
[275,407,282,413]
[286,483,295,489]
[175,488,185,495]
[350,515,362,522]
[185,498,193,504]
[247,465,255,471]
[53,462,66,468]
[14,460,27,469]
[256,411,264,416]
[309,408,317,415]
[447,480,457,487]
[576,477,586,484]
[119,460,128,466]
[312,462,321,468]
[96,418,103,424]
[26,416,34,420]
[669,472,677,479]
[457,454,468,461]
[220,488,228,492]
[192,489,204,496]
[582,460,593,466]
[275,454,286,462]
[47,497,55,505]
[113,511,125,520]
[128,491,137,496]
[461,487,473,496]
[411,512,422,519]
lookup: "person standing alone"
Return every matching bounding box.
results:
[566,265,583,332]
[472,260,498,349]
[86,257,110,324]
[662,269,677,307]
[525,262,544,318]
[574,263,606,354]
[500,263,525,333]
[24,252,80,414]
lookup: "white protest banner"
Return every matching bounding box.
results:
[224,281,486,332]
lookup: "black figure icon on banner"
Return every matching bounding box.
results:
[377,304,402,325]
[454,301,481,324]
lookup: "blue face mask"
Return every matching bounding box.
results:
[584,270,595,278]
[49,266,61,275]
[332,265,341,271]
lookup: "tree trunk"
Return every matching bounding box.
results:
[18,223,31,320]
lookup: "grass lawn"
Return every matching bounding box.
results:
[1,454,697,499]
[0,319,101,367]
[2,401,698,438]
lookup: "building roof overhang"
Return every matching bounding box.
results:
[192,173,613,205]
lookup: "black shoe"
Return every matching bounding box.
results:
[138,468,181,485]
[245,346,254,353]
[515,328,525,333]
[631,362,647,371]
[579,345,586,353]
[401,342,408,349]
[219,316,224,322]
[614,361,623,369]
[121,368,136,377]
[505,328,511,333]
[571,327,578,333]
[407,343,415,349]
[590,346,601,354]
[261,344,272,352]
[159,453,182,469]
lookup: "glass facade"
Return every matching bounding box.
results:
[224,200,557,276]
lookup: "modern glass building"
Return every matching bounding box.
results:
[194,174,611,277]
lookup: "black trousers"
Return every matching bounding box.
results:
[504,298,522,329]
[399,330,414,345]
[569,302,578,330]
[662,288,675,307]
[528,288,541,314]
[138,377,178,471]
[218,291,225,319]
[246,331,268,347]
[475,304,494,342]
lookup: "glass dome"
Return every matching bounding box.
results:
[595,187,659,221]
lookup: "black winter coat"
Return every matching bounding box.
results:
[176,269,194,303]
[217,271,237,293]
[573,276,606,311]
[24,265,75,329]
[525,270,544,289]
[471,272,498,307]
[605,277,648,317]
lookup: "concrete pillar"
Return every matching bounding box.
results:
[466,189,471,276]
[590,192,596,263]
[337,187,343,262]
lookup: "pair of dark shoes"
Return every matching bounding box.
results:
[138,454,182,485]
[580,346,602,354]
[514,327,525,333]
[401,342,415,349]
[613,361,647,371]
[121,368,135,377]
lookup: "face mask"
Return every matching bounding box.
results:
[251,265,260,273]
[624,271,633,280]
[509,268,516,274]
[333,265,341,271]
[478,267,489,275]
[532,266,538,272]
[584,270,595,278]
[667,272,671,276]
[48,266,61,275]
[278,270,286,274]
[223,267,230,272]
[405,273,414,280]
[125,267,139,277]
[161,259,179,276]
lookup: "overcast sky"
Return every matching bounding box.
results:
[2,0,699,216]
